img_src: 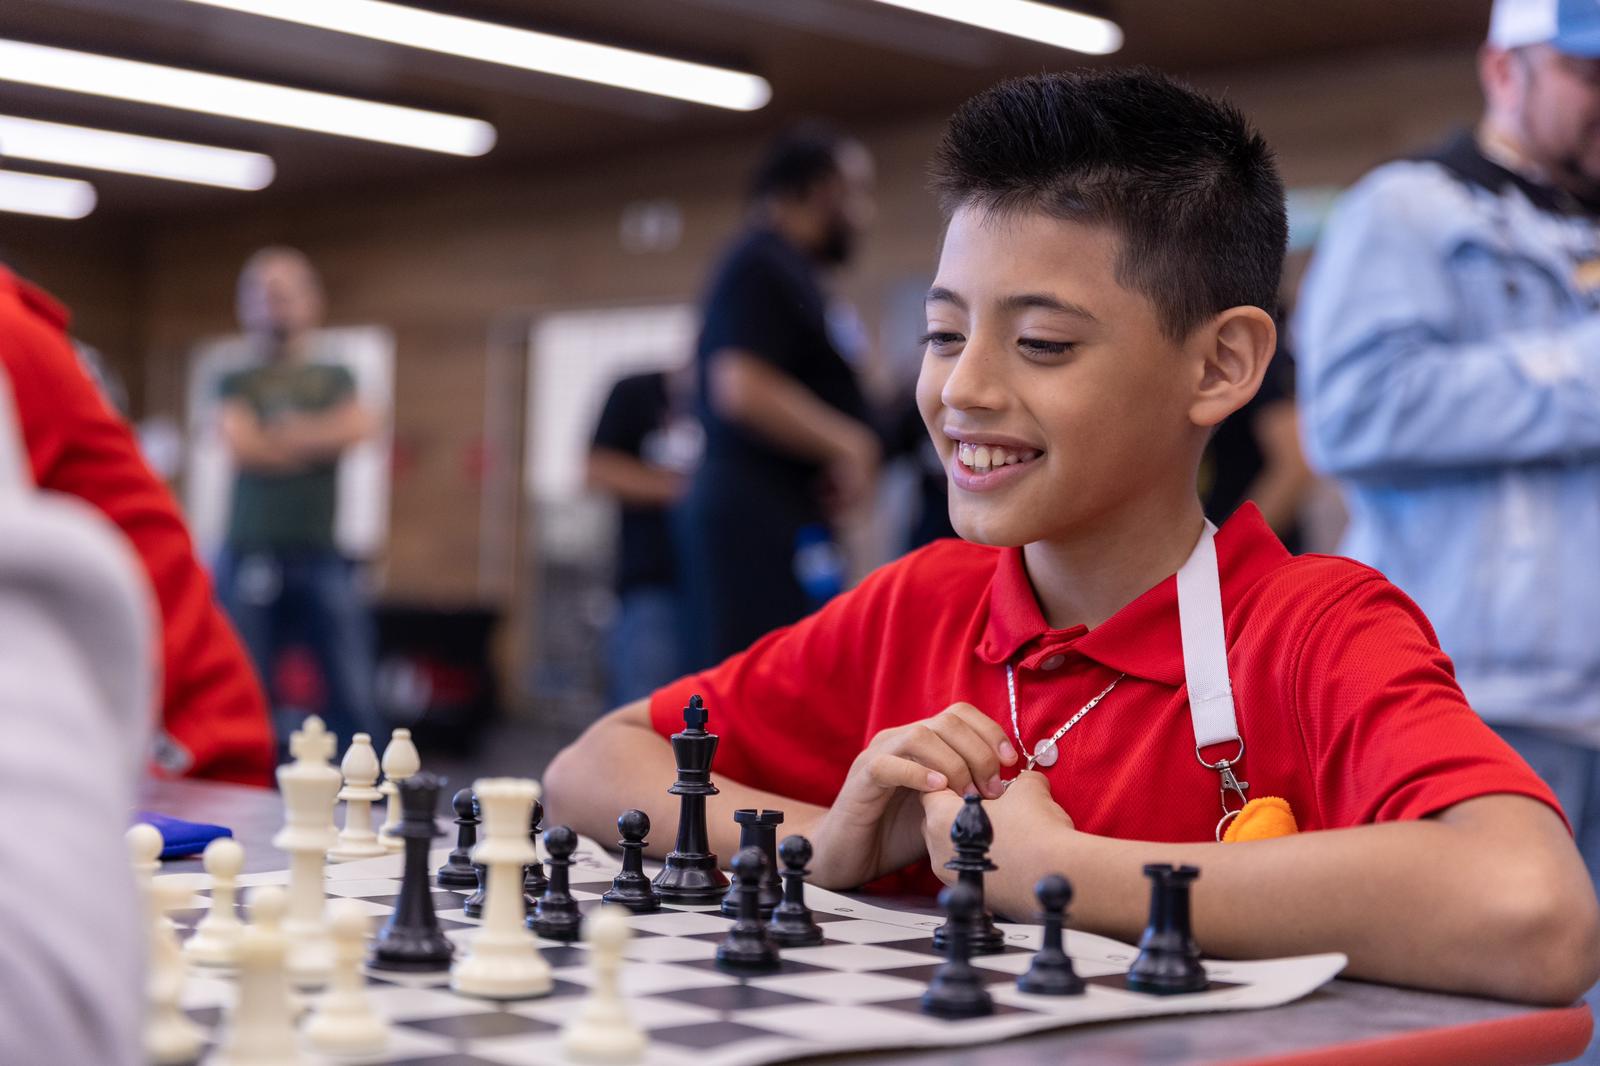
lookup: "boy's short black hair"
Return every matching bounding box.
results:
[930,69,1287,340]
[749,121,846,202]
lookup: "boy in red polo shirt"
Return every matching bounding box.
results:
[545,69,1600,1005]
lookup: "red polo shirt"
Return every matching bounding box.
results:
[651,505,1559,846]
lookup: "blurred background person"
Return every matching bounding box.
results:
[586,364,701,705]
[214,247,383,751]
[675,123,881,670]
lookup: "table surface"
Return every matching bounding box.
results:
[139,777,1592,1066]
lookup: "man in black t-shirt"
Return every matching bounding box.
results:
[677,124,879,669]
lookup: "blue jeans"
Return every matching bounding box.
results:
[215,548,381,753]
[606,586,684,708]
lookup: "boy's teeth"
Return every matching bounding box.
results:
[957,442,1038,473]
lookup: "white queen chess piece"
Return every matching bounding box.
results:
[275,715,342,987]
[451,777,552,999]
[562,906,646,1063]
[184,836,245,967]
[305,900,390,1055]
[330,731,386,860]
[378,727,420,852]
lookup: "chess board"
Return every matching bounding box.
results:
[160,837,1346,1066]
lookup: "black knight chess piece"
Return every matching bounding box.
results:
[720,809,784,918]
[602,809,662,914]
[1126,864,1207,994]
[523,799,548,897]
[931,792,1005,956]
[714,847,780,975]
[653,695,731,904]
[920,882,994,1018]
[1017,874,1085,996]
[528,824,583,942]
[436,787,479,888]
[369,772,455,972]
[767,835,824,947]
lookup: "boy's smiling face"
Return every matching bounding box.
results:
[917,206,1210,548]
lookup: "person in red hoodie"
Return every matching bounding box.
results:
[0,265,275,787]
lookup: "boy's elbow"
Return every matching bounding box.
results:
[1488,862,1600,1005]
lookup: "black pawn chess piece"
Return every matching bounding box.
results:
[370,772,455,972]
[920,882,994,1019]
[436,788,480,888]
[602,809,661,913]
[528,824,583,942]
[653,695,731,905]
[523,799,548,897]
[714,847,780,975]
[1017,874,1085,996]
[1126,864,1208,995]
[721,809,784,918]
[463,856,533,919]
[931,792,1005,956]
[767,835,823,948]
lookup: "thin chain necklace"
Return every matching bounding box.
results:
[1006,663,1125,772]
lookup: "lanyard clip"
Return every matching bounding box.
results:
[1198,738,1249,841]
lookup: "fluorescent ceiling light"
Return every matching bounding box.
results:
[0,115,274,190]
[0,171,96,219]
[0,40,496,156]
[181,0,772,112]
[864,0,1122,55]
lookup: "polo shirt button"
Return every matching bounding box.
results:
[1039,654,1066,671]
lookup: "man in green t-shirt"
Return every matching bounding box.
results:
[214,247,380,751]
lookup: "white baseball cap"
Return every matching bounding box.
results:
[1490,0,1600,56]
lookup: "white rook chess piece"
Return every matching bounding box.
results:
[305,900,389,1056]
[184,836,246,967]
[378,727,419,852]
[562,906,645,1063]
[330,732,386,860]
[275,715,342,987]
[451,778,552,999]
[213,887,306,1066]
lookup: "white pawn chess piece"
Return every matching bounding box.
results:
[378,727,420,852]
[147,876,206,1064]
[184,836,246,967]
[305,901,389,1056]
[561,907,645,1063]
[127,822,163,882]
[213,887,307,1066]
[330,731,386,860]
[451,778,551,999]
[275,715,342,987]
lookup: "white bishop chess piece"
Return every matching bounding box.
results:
[378,727,420,852]
[450,777,551,999]
[561,906,646,1063]
[330,731,386,860]
[128,824,204,1066]
[305,900,389,1055]
[184,836,246,967]
[275,714,342,987]
[213,886,306,1066]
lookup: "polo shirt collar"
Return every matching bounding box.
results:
[976,503,1290,685]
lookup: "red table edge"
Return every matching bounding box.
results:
[1228,1002,1592,1066]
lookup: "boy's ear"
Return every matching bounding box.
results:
[1189,306,1276,429]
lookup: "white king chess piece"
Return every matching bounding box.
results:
[450,778,552,999]
[562,906,646,1063]
[274,715,342,987]
[184,836,246,967]
[378,727,420,852]
[330,732,386,860]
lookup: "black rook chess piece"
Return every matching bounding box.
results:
[1126,864,1207,995]
[436,788,479,888]
[720,809,784,918]
[714,847,780,975]
[767,835,823,947]
[602,809,662,913]
[931,793,1005,956]
[1016,874,1085,996]
[920,882,994,1019]
[370,772,455,972]
[528,824,583,942]
[653,695,731,905]
[523,799,548,897]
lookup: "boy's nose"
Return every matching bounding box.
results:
[940,342,1008,413]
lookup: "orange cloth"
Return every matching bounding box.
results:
[1223,796,1299,842]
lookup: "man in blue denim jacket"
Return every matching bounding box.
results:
[1297,0,1600,879]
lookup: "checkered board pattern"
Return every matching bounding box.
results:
[159,838,1346,1066]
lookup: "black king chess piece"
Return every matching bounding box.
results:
[920,882,994,1018]
[528,824,583,942]
[653,695,731,905]
[370,772,455,972]
[931,792,1005,956]
[602,809,662,913]
[720,809,784,918]
[1126,864,1207,994]
[436,787,479,888]
[767,835,824,947]
[1017,874,1085,996]
[714,847,780,975]
[523,799,548,897]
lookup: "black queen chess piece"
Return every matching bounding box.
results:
[1126,863,1208,994]
[714,847,780,975]
[602,809,662,914]
[436,787,479,888]
[720,809,784,918]
[920,882,994,1019]
[653,695,731,905]
[767,835,824,947]
[1016,874,1085,996]
[931,792,1005,956]
[369,772,455,972]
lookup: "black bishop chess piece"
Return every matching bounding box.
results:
[714,847,781,975]
[1016,874,1085,996]
[920,882,994,1019]
[528,824,583,942]
[653,695,731,905]
[931,792,1005,956]
[720,809,784,918]
[523,799,548,897]
[436,787,479,888]
[369,772,455,972]
[767,835,823,947]
[1126,863,1208,995]
[602,809,662,914]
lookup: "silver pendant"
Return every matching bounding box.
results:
[1032,738,1058,768]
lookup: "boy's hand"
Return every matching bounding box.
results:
[805,703,1018,888]
[922,771,1072,884]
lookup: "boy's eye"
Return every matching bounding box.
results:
[920,331,964,351]
[1019,338,1075,358]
